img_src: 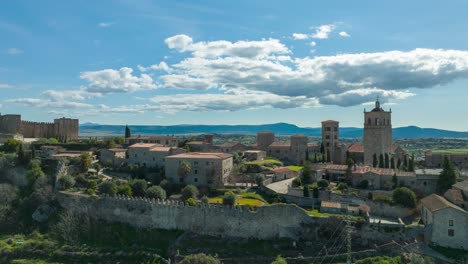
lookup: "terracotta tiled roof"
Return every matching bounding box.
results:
[444,189,464,205]
[271,167,293,173]
[321,201,342,209]
[129,143,162,148]
[421,194,466,213]
[108,148,127,152]
[167,152,232,159]
[347,144,364,153]
[149,147,172,152]
[186,141,205,145]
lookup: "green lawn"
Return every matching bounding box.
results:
[432,148,468,154]
[245,159,283,166]
[287,166,303,172]
[209,197,264,206]
[305,209,365,222]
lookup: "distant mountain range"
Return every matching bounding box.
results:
[78,122,468,138]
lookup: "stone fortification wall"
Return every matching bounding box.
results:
[20,120,55,138]
[57,192,322,240]
[0,114,21,134]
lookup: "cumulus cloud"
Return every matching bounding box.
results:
[310,41,316,47]
[138,62,172,72]
[6,48,23,55]
[339,31,350,37]
[165,34,290,58]
[80,67,156,94]
[311,24,335,39]
[292,33,309,40]
[320,88,415,106]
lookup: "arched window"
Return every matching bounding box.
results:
[375,118,379,125]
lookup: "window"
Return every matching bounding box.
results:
[334,135,337,140]
[194,161,198,165]
[326,127,331,131]
[334,127,337,131]
[194,169,198,174]
[449,220,454,226]
[326,143,330,147]
[326,135,330,139]
[194,178,198,182]
[179,177,184,183]
[448,229,454,237]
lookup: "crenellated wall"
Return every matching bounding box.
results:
[57,192,325,240]
[0,114,78,141]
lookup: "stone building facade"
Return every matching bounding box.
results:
[125,135,178,147]
[165,152,233,187]
[100,148,127,166]
[421,194,468,250]
[264,134,308,165]
[127,143,185,168]
[0,114,78,141]
[363,100,393,166]
[425,150,468,169]
[257,131,275,151]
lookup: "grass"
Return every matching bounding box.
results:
[209,197,264,206]
[305,209,365,222]
[432,148,468,154]
[287,166,303,172]
[245,159,283,166]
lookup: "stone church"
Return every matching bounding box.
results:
[363,99,393,165]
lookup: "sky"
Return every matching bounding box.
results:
[1,0,468,130]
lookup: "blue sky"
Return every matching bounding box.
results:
[1,0,468,130]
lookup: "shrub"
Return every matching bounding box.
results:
[368,192,373,200]
[117,184,132,196]
[254,174,266,186]
[317,179,329,189]
[86,188,95,195]
[131,179,148,197]
[179,253,220,264]
[337,182,348,191]
[222,191,236,206]
[98,181,117,196]
[303,185,310,197]
[75,174,88,188]
[146,185,166,199]
[292,177,302,187]
[181,184,199,200]
[373,194,393,204]
[271,255,287,264]
[201,195,209,204]
[58,175,75,190]
[358,179,369,189]
[393,187,417,208]
[186,197,196,206]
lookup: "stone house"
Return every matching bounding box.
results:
[425,150,468,169]
[165,152,233,187]
[244,150,266,161]
[271,167,298,182]
[125,135,178,147]
[320,201,360,215]
[219,142,247,153]
[127,143,185,168]
[100,148,127,166]
[421,194,468,250]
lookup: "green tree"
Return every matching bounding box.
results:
[201,195,209,204]
[178,160,192,177]
[437,156,457,193]
[384,153,389,168]
[117,184,132,196]
[179,253,220,264]
[146,186,166,199]
[222,191,236,206]
[392,173,398,189]
[372,153,378,168]
[271,255,287,264]
[320,142,325,154]
[337,183,348,191]
[317,179,329,189]
[125,125,131,138]
[397,158,402,169]
[17,143,30,166]
[27,160,45,184]
[58,175,75,190]
[408,153,415,172]
[131,179,148,197]
[301,162,313,184]
[390,157,395,169]
[379,154,385,168]
[79,152,92,172]
[92,163,102,174]
[393,187,416,208]
[313,153,318,163]
[3,139,21,153]
[186,197,196,206]
[312,186,319,198]
[114,137,125,144]
[98,181,117,196]
[181,184,199,200]
[48,138,59,144]
[303,185,310,197]
[254,174,265,186]
[403,155,408,170]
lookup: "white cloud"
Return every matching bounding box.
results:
[138,62,172,72]
[165,34,290,58]
[339,31,350,38]
[320,88,415,106]
[98,22,114,27]
[292,33,309,40]
[6,48,23,55]
[80,67,157,94]
[6,98,92,108]
[311,24,336,39]
[0,84,13,89]
[310,41,316,47]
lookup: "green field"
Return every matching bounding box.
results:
[432,148,468,154]
[287,166,303,172]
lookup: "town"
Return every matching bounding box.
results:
[0,99,466,263]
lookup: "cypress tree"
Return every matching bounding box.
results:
[384,153,390,168]
[372,153,378,168]
[408,154,415,172]
[125,125,131,138]
[437,156,457,193]
[390,157,395,169]
[379,154,385,168]
[326,149,331,163]
[397,158,402,169]
[314,153,318,163]
[403,155,408,170]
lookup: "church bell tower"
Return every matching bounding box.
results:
[363,99,392,166]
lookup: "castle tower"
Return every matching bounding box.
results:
[257,131,275,151]
[363,99,392,166]
[321,120,339,163]
[291,134,308,165]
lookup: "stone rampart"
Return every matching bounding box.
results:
[57,192,325,240]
